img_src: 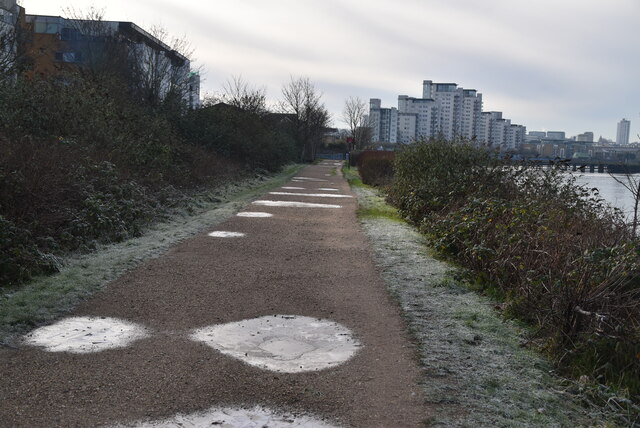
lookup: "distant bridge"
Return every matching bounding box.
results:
[514,157,640,174]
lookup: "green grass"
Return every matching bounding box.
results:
[344,166,403,222]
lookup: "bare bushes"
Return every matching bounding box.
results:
[386,138,640,399]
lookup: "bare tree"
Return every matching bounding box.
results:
[127,24,195,107]
[63,8,197,108]
[342,96,370,150]
[63,7,130,80]
[279,76,330,161]
[609,138,640,236]
[0,0,25,84]
[220,74,267,115]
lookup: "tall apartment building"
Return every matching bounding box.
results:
[506,124,526,151]
[460,89,483,140]
[369,98,398,143]
[396,95,438,144]
[617,118,631,145]
[369,79,524,149]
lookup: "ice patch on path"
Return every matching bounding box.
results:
[236,212,273,218]
[268,192,352,198]
[190,315,361,373]
[292,177,328,182]
[208,231,246,238]
[253,200,341,209]
[23,316,149,353]
[113,405,341,428]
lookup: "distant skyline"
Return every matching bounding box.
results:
[22,0,640,141]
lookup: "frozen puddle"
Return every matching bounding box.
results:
[236,212,273,218]
[23,316,149,353]
[268,192,352,198]
[292,177,328,182]
[190,315,361,373]
[208,231,246,238]
[114,405,341,428]
[253,200,342,209]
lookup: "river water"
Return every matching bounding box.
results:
[573,172,638,218]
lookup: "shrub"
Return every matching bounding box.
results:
[0,74,251,289]
[0,215,60,286]
[386,138,640,398]
[357,151,395,186]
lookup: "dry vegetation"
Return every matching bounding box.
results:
[360,138,640,417]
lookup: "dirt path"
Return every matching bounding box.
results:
[0,162,428,427]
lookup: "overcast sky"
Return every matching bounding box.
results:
[23,0,640,141]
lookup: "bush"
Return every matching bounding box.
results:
[175,104,297,172]
[387,138,640,398]
[0,74,253,290]
[0,215,60,286]
[357,151,395,186]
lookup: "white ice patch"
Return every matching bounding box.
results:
[318,188,340,192]
[208,231,246,238]
[281,186,306,190]
[23,316,149,354]
[292,177,328,182]
[236,212,273,218]
[268,192,352,198]
[252,200,342,209]
[114,405,341,428]
[190,315,361,373]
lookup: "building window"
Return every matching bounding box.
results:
[55,52,83,63]
[61,27,81,41]
[34,21,62,34]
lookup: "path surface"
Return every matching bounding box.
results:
[0,162,428,427]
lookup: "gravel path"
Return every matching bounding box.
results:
[0,162,428,427]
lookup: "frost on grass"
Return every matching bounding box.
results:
[208,231,246,238]
[112,405,341,428]
[351,186,599,428]
[190,315,361,373]
[252,201,342,209]
[23,316,149,353]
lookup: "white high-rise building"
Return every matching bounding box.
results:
[368,79,523,148]
[505,125,526,151]
[460,89,483,140]
[397,95,438,143]
[430,82,461,140]
[369,98,398,143]
[617,118,631,145]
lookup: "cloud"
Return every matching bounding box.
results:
[22,0,640,138]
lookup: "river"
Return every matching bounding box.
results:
[573,172,639,218]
